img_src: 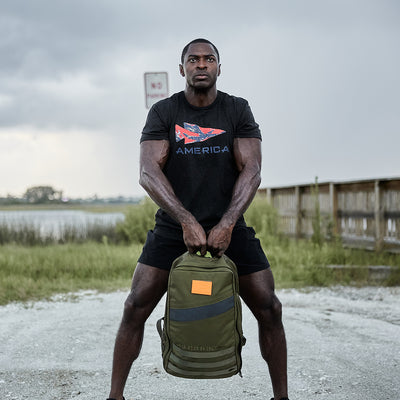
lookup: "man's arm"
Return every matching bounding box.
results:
[207,137,262,257]
[139,140,208,255]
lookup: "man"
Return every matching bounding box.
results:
[108,38,289,400]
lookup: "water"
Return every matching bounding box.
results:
[0,210,125,239]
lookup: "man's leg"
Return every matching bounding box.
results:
[239,268,288,400]
[108,263,169,400]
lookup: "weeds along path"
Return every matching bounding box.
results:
[0,287,399,399]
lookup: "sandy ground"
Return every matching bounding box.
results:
[1,286,399,400]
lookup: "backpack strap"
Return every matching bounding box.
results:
[156,317,164,339]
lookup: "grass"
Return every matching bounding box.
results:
[245,196,400,288]
[0,196,399,305]
[1,238,398,305]
[0,221,121,246]
[0,242,142,305]
[115,198,158,243]
[262,237,400,288]
[0,198,153,245]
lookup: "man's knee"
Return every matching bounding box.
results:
[121,291,146,325]
[254,293,283,327]
[123,290,142,313]
[121,263,169,325]
[269,295,283,321]
[121,288,157,325]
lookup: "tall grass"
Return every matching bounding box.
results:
[115,198,158,243]
[0,199,158,304]
[0,198,156,246]
[0,221,121,246]
[0,242,142,305]
[0,196,399,305]
[264,238,400,288]
[245,195,400,287]
[244,195,279,239]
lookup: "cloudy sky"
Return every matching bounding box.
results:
[1,0,399,198]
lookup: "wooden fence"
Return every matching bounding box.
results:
[258,177,400,252]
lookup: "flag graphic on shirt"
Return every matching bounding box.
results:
[175,123,226,144]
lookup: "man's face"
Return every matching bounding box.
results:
[180,42,221,90]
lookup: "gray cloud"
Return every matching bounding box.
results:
[0,0,399,195]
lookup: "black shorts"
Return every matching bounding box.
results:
[138,226,270,276]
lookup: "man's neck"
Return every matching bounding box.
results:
[184,86,218,107]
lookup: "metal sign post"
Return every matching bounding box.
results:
[144,72,169,109]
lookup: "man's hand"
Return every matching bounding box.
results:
[182,219,207,256]
[206,223,234,258]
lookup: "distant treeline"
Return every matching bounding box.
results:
[0,185,141,205]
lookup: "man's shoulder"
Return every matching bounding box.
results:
[153,91,183,110]
[218,91,260,138]
[218,91,250,108]
[146,92,184,125]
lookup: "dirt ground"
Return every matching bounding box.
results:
[1,286,399,400]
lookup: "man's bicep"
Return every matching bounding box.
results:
[140,140,170,170]
[233,137,262,172]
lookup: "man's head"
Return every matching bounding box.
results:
[181,38,220,64]
[180,39,221,92]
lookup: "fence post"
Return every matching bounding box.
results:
[329,182,338,236]
[295,186,301,239]
[266,188,272,204]
[374,180,384,251]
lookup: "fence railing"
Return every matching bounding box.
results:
[258,177,400,252]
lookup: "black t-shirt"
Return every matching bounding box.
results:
[140,90,261,239]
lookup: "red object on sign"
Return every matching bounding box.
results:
[144,72,169,109]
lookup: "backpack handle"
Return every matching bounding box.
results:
[195,251,213,258]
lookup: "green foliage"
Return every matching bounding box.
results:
[261,236,400,288]
[24,185,63,204]
[0,195,24,206]
[310,177,336,245]
[0,199,151,246]
[311,176,324,247]
[244,193,400,288]
[1,195,399,305]
[0,221,120,246]
[115,197,158,243]
[59,222,121,244]
[0,242,142,305]
[2,237,398,305]
[244,195,279,239]
[0,222,44,246]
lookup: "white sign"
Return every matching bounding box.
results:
[144,72,169,109]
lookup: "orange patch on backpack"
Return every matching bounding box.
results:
[191,280,212,296]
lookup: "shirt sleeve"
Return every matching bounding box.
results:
[140,103,169,142]
[234,100,262,140]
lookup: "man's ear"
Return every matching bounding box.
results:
[179,64,185,77]
[218,64,221,76]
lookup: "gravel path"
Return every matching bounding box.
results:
[1,286,399,399]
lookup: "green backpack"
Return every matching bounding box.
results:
[156,251,246,379]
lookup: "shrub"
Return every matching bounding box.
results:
[116,197,158,244]
[244,195,279,239]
